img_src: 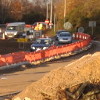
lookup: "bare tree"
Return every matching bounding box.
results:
[0,0,11,23]
[9,0,23,21]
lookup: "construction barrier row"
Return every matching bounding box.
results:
[0,32,92,67]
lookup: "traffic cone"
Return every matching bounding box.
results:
[2,33,5,40]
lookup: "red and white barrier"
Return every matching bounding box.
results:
[0,33,92,67]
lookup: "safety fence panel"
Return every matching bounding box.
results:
[25,53,36,62]
[0,55,7,66]
[82,39,91,47]
[56,44,73,54]
[0,60,6,66]
[1,54,13,65]
[71,42,81,51]
[0,32,92,67]
[32,51,44,61]
[11,52,26,64]
[73,32,91,40]
[56,45,69,54]
[0,52,27,66]
[25,51,44,62]
[44,46,59,58]
[44,48,55,58]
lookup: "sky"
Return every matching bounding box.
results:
[29,0,50,3]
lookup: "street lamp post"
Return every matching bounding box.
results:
[50,0,53,29]
[54,13,56,32]
[46,2,49,20]
[64,0,66,24]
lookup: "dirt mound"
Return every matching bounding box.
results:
[13,52,100,100]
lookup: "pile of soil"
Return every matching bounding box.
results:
[13,52,100,100]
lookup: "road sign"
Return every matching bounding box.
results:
[78,27,84,33]
[89,21,96,27]
[89,21,96,35]
[45,20,49,24]
[49,22,53,26]
[64,22,72,30]
[17,38,28,49]
[17,38,28,42]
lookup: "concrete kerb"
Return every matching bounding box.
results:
[0,62,30,71]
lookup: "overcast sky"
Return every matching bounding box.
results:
[29,0,50,3]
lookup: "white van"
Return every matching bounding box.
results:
[5,22,25,39]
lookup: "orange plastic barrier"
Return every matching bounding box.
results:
[0,52,26,66]
[32,51,43,61]
[44,47,58,58]
[73,33,90,40]
[1,54,13,65]
[0,55,6,66]
[0,33,92,67]
[11,52,26,63]
[25,52,35,62]
[25,51,44,62]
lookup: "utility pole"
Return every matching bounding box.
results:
[46,2,49,20]
[50,0,53,29]
[64,0,66,24]
[45,1,50,29]
[54,13,56,32]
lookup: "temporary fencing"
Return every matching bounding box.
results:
[0,32,92,67]
[0,52,26,67]
[25,32,92,64]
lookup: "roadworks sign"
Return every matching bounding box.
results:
[17,38,28,42]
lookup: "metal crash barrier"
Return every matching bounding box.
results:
[0,33,92,68]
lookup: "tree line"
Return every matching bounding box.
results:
[0,0,46,24]
[54,0,100,34]
[0,0,99,34]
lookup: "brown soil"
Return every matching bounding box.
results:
[13,51,100,100]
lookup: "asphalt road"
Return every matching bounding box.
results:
[0,39,32,54]
[0,38,77,54]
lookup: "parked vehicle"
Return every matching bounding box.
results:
[5,22,25,39]
[57,31,72,43]
[30,37,55,51]
[56,30,67,34]
[33,22,49,31]
[56,30,68,40]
